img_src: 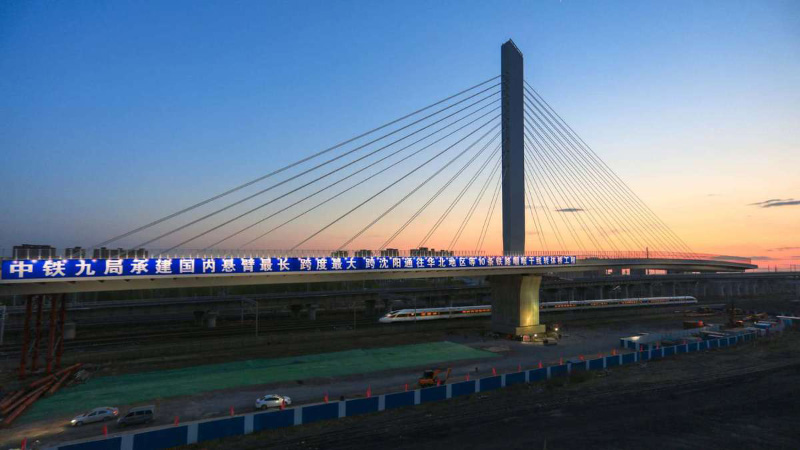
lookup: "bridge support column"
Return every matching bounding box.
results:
[307,304,318,321]
[569,288,576,302]
[490,275,546,336]
[623,285,630,298]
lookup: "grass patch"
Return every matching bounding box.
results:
[22,341,497,423]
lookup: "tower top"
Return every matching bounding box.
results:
[503,39,523,56]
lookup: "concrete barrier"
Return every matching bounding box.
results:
[132,426,187,449]
[451,380,477,397]
[504,371,525,386]
[345,397,379,417]
[420,385,446,403]
[478,375,501,392]
[47,333,758,450]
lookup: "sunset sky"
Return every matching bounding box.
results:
[1,1,798,268]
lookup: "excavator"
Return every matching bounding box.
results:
[418,368,452,388]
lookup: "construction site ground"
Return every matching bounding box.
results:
[186,332,800,450]
[1,296,797,449]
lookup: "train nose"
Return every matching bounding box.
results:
[379,317,390,323]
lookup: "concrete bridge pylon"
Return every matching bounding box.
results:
[491,40,546,336]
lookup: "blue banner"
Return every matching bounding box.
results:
[1,255,576,281]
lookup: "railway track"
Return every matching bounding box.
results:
[0,318,380,357]
[254,357,800,449]
[0,306,695,358]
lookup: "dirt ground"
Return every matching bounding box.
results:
[186,332,800,450]
[2,301,795,449]
[1,310,708,448]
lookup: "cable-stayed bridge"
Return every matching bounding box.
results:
[1,41,753,335]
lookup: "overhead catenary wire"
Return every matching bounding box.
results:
[237,105,501,248]
[92,75,500,250]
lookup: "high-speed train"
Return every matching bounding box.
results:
[378,296,697,323]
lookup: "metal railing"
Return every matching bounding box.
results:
[1,247,753,265]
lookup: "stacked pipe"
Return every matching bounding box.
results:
[1,363,82,426]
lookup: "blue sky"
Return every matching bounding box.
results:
[1,1,798,264]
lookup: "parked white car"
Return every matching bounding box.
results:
[255,394,291,410]
[70,407,119,426]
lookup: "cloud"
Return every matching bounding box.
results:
[749,198,799,208]
[747,255,781,261]
[555,208,584,213]
[768,246,800,252]
[710,255,753,262]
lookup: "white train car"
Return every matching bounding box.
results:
[379,305,491,323]
[542,296,698,312]
[378,296,697,323]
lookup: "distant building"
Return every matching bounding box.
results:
[410,247,452,257]
[380,248,400,257]
[13,244,56,260]
[354,249,373,258]
[330,250,349,258]
[92,247,149,259]
[64,247,86,259]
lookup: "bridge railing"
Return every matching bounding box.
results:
[523,251,752,265]
[1,248,751,265]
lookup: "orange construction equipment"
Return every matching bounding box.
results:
[418,368,452,388]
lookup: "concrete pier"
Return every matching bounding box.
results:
[490,275,546,336]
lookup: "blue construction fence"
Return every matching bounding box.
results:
[48,333,757,450]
